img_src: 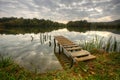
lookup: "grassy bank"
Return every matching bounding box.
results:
[0,50,120,80]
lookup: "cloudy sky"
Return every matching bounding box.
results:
[0,0,120,23]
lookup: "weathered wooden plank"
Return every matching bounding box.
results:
[70,50,90,57]
[57,40,73,44]
[62,43,75,46]
[74,55,96,61]
[57,40,70,43]
[63,45,79,48]
[65,47,82,51]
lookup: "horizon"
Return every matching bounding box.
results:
[0,0,120,23]
[1,16,119,24]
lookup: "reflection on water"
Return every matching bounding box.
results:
[0,33,63,73]
[0,28,120,73]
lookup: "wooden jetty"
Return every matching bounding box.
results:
[54,36,96,67]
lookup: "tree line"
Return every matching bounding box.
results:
[0,17,65,33]
[67,20,120,32]
[0,17,120,34]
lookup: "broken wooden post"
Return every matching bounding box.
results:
[49,41,51,47]
[58,43,61,54]
[62,47,64,53]
[54,39,56,52]
[31,35,33,42]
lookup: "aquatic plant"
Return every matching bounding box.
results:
[112,37,118,52]
[0,56,12,68]
[105,36,112,52]
[79,36,119,53]
[79,36,103,51]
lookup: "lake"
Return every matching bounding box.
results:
[0,28,120,73]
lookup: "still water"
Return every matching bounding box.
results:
[0,28,120,73]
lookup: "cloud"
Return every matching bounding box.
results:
[0,0,120,23]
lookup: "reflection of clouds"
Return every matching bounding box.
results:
[20,53,61,73]
[50,29,120,42]
[83,31,112,37]
[0,28,120,73]
[0,33,63,73]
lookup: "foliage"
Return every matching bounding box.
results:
[66,20,120,32]
[0,17,65,34]
[0,56,12,68]
[90,21,120,31]
[67,20,91,32]
[0,17,120,34]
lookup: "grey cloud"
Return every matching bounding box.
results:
[33,0,59,11]
[0,0,120,22]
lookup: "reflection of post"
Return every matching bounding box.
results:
[43,34,44,44]
[40,33,42,44]
[54,39,56,52]
[46,33,48,40]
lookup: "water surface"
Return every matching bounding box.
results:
[0,28,120,73]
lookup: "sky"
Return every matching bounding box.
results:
[0,0,120,23]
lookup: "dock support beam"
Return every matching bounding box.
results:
[69,57,75,68]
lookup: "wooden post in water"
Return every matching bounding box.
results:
[49,35,51,40]
[58,43,61,54]
[54,39,56,52]
[44,34,46,41]
[31,35,33,42]
[62,47,64,53]
[49,41,51,47]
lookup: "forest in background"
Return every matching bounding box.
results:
[0,17,120,34]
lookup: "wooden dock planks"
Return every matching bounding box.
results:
[74,55,96,61]
[65,47,82,51]
[70,50,90,57]
[54,36,96,62]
